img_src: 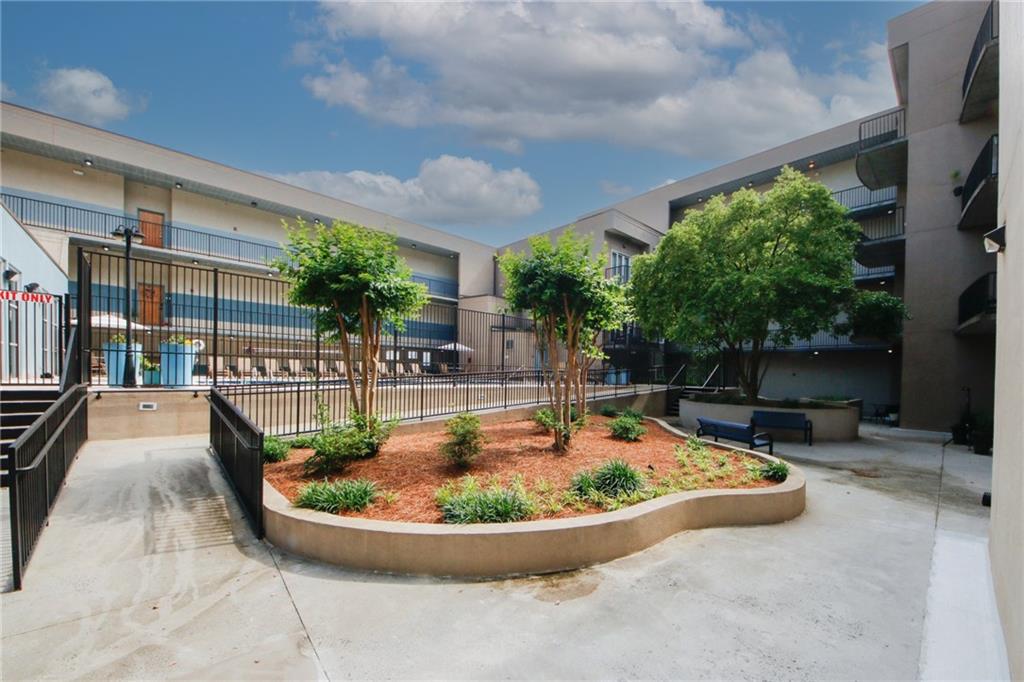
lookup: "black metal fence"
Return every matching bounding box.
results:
[962,135,998,212]
[832,185,897,213]
[7,384,88,590]
[958,272,997,325]
[217,364,671,437]
[209,387,264,538]
[1,291,64,385]
[75,249,547,389]
[859,109,905,150]
[963,0,998,97]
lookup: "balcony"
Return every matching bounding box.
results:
[961,0,1000,123]
[957,272,996,335]
[832,185,897,217]
[2,192,458,299]
[852,262,895,282]
[959,135,998,231]
[855,207,905,268]
[605,264,631,283]
[855,110,908,190]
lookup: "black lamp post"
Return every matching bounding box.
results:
[112,224,144,386]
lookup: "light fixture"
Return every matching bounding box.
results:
[697,197,704,202]
[103,245,110,251]
[24,282,40,292]
[747,181,753,187]
[267,272,274,277]
[887,209,894,214]
[410,243,417,249]
[2,269,19,283]
[83,158,93,166]
[250,201,258,207]
[72,169,85,176]
[175,182,183,189]
[887,349,894,354]
[808,160,816,169]
[813,351,820,356]
[879,280,887,285]
[984,225,1006,254]
[314,218,321,225]
[192,259,199,265]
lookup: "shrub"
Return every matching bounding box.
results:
[290,433,317,449]
[262,435,290,463]
[592,459,646,497]
[608,414,646,441]
[303,427,371,476]
[760,459,790,482]
[440,412,485,468]
[570,470,597,497]
[436,476,534,524]
[599,403,620,417]
[348,411,396,457]
[622,407,644,420]
[295,479,378,513]
[533,406,581,431]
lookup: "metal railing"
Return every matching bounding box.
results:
[1,193,284,267]
[208,387,264,538]
[958,272,997,325]
[852,262,895,280]
[217,364,673,438]
[859,109,905,151]
[963,0,999,97]
[410,273,458,299]
[605,264,631,282]
[7,384,88,590]
[1,292,64,385]
[859,207,905,242]
[961,135,998,212]
[832,185,897,212]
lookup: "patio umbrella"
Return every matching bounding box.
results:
[79,313,150,331]
[437,342,474,352]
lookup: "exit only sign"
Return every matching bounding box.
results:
[0,290,56,304]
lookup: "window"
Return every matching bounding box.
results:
[610,252,631,282]
[386,349,395,360]
[407,350,419,360]
[421,351,431,366]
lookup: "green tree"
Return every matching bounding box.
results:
[274,219,428,419]
[631,166,892,403]
[500,230,628,451]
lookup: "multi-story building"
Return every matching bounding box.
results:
[515,1,1000,431]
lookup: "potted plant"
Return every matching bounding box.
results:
[159,335,196,386]
[141,357,161,386]
[101,333,142,387]
[971,413,993,455]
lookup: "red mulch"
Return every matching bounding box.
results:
[264,416,775,523]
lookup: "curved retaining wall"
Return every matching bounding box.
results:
[263,419,806,578]
[677,399,860,442]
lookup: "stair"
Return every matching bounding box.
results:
[665,387,682,417]
[1,388,61,487]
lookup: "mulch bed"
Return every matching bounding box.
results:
[264,415,775,523]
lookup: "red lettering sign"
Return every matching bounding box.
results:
[0,290,55,304]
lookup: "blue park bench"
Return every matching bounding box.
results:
[696,418,773,455]
[751,410,813,446]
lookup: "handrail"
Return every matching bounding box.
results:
[858,109,905,150]
[59,326,80,393]
[14,390,88,473]
[963,0,998,98]
[700,364,720,390]
[207,391,262,449]
[9,383,86,454]
[961,135,998,213]
[667,364,687,387]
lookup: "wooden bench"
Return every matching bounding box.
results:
[752,410,813,446]
[696,417,773,455]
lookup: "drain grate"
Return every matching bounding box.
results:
[146,495,235,554]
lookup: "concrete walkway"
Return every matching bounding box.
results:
[0,427,1009,680]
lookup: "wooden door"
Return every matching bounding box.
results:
[138,210,164,247]
[139,284,164,326]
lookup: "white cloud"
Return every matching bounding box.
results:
[1,81,15,100]
[36,67,142,125]
[599,180,633,197]
[271,155,541,226]
[299,2,896,159]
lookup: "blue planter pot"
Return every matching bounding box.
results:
[160,343,196,386]
[143,369,161,386]
[102,343,142,386]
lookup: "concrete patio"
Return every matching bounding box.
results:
[0,426,1008,680]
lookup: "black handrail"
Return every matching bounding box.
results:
[208,387,264,538]
[8,384,89,590]
[832,185,897,212]
[958,272,997,325]
[859,110,905,151]
[963,0,999,97]
[961,135,998,212]
[859,207,905,242]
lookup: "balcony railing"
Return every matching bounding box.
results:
[832,185,897,213]
[411,273,458,299]
[2,192,285,266]
[859,110,905,151]
[605,264,631,282]
[962,135,998,212]
[859,207,905,242]
[963,1,999,97]
[852,262,895,281]
[958,272,996,325]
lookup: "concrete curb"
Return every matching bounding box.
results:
[262,417,806,579]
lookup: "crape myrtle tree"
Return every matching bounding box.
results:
[631,166,901,403]
[500,230,628,451]
[274,218,428,420]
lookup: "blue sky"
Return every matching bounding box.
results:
[1,1,918,245]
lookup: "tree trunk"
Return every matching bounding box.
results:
[334,305,361,417]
